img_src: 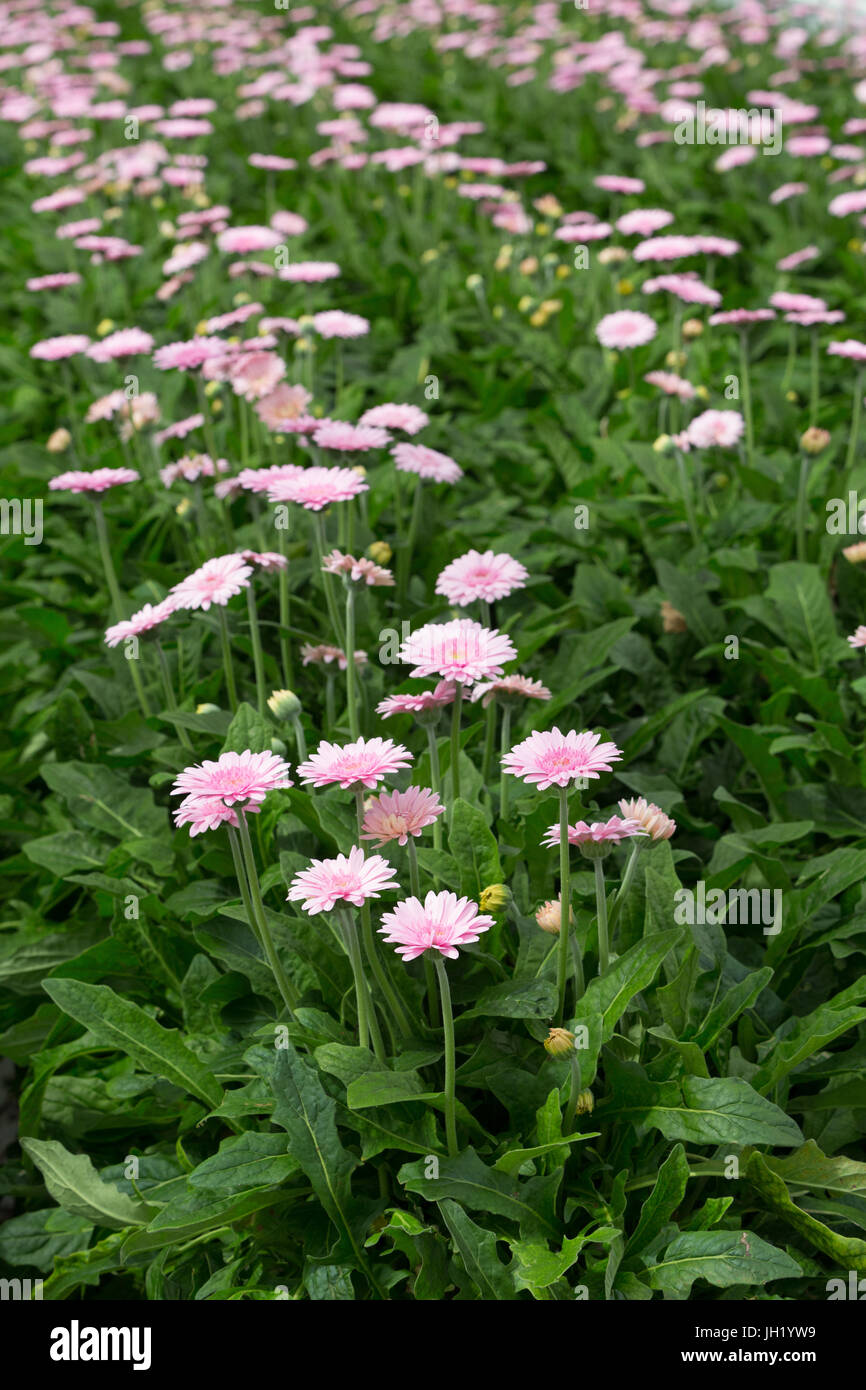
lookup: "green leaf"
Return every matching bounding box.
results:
[0,1208,93,1271]
[626,1143,689,1260]
[42,979,224,1109]
[448,798,501,898]
[439,1200,516,1299]
[643,1230,801,1297]
[221,701,274,754]
[20,1139,152,1230]
[571,929,684,1083]
[40,761,164,841]
[745,1151,866,1272]
[462,976,558,1020]
[399,1148,562,1239]
[188,1132,299,1195]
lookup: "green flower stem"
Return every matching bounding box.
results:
[555,785,571,1026]
[344,579,360,740]
[245,584,268,718]
[569,933,585,1004]
[312,512,345,647]
[354,788,413,1041]
[217,606,239,710]
[781,325,797,395]
[499,705,512,822]
[846,368,865,478]
[409,838,437,1021]
[449,682,463,812]
[594,857,610,976]
[236,813,299,1018]
[607,839,644,937]
[481,699,497,783]
[340,914,371,1051]
[155,640,193,751]
[563,1050,583,1134]
[739,330,755,469]
[674,447,700,546]
[425,723,443,851]
[291,716,307,763]
[433,954,458,1158]
[809,329,820,429]
[93,499,152,717]
[228,826,260,943]
[795,453,810,563]
[325,673,336,732]
[276,525,292,688]
[398,476,424,602]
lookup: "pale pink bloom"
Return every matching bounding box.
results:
[311,310,370,339]
[770,292,827,314]
[359,403,429,434]
[268,466,369,510]
[249,154,297,171]
[633,235,700,263]
[153,338,227,371]
[30,334,90,360]
[686,410,745,449]
[708,309,776,327]
[322,550,394,585]
[301,643,368,670]
[313,422,390,451]
[828,340,866,362]
[86,328,155,363]
[86,391,125,423]
[789,311,846,327]
[616,208,674,237]
[163,241,209,276]
[170,554,253,611]
[254,383,312,430]
[259,316,302,336]
[172,749,292,805]
[714,147,756,172]
[239,463,305,493]
[26,272,81,291]
[229,351,286,401]
[618,796,676,841]
[435,549,529,606]
[32,187,84,213]
[297,736,412,790]
[770,182,808,205]
[173,793,260,836]
[595,174,644,195]
[776,246,820,272]
[217,225,282,255]
[160,454,228,487]
[278,261,341,283]
[270,211,308,236]
[642,274,720,306]
[153,414,204,446]
[288,845,399,915]
[502,727,623,790]
[361,786,445,847]
[554,221,613,244]
[469,675,551,707]
[104,599,176,648]
[596,310,657,350]
[847,625,866,649]
[240,550,288,572]
[400,619,516,683]
[379,891,493,961]
[377,682,457,718]
[829,190,866,217]
[644,370,695,400]
[542,815,647,847]
[49,467,139,493]
[392,442,462,483]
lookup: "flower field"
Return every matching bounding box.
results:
[4,0,866,1311]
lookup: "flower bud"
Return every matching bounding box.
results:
[661,600,687,633]
[267,688,302,720]
[536,897,573,934]
[480,883,511,914]
[681,318,704,339]
[195,702,220,714]
[544,1027,575,1057]
[800,427,831,455]
[574,1088,594,1115]
[47,428,71,453]
[367,541,392,566]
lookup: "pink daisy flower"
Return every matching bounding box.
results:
[541,815,647,847]
[360,403,429,434]
[595,174,644,195]
[268,466,369,510]
[828,340,866,362]
[377,682,458,718]
[708,310,776,327]
[644,370,696,400]
[595,310,657,350]
[847,626,866,649]
[776,247,820,273]
[153,414,204,447]
[633,235,700,263]
[769,292,827,314]
[172,749,292,806]
[502,727,623,790]
[255,384,312,430]
[301,644,368,670]
[313,422,390,452]
[288,846,399,914]
[392,442,463,483]
[379,891,494,962]
[686,410,745,449]
[30,334,90,361]
[297,736,412,790]
[618,797,676,841]
[435,549,529,606]
[86,328,155,363]
[229,351,286,401]
[170,554,253,611]
[173,793,261,837]
[469,675,551,707]
[104,599,176,648]
[49,467,139,493]
[216,226,282,255]
[361,786,445,847]
[278,261,341,283]
[26,272,81,291]
[400,619,516,684]
[616,208,675,237]
[642,274,720,307]
[322,550,394,585]
[311,310,370,339]
[153,338,227,371]
[239,464,305,493]
[240,550,288,572]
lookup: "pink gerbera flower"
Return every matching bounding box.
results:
[216,225,282,255]
[435,549,529,606]
[541,815,647,847]
[170,553,253,610]
[828,340,866,362]
[392,442,463,483]
[502,727,623,789]
[173,793,261,836]
[49,467,139,493]
[359,403,429,434]
[172,749,292,805]
[229,351,286,401]
[399,619,516,683]
[311,310,370,339]
[686,410,745,449]
[278,261,341,283]
[847,625,866,649]
[297,736,412,790]
[288,845,399,914]
[268,466,369,510]
[377,681,458,718]
[153,337,227,371]
[322,550,394,585]
[301,643,368,670]
[469,675,551,707]
[313,422,390,452]
[361,786,445,846]
[379,891,494,961]
[30,334,91,360]
[104,599,176,647]
[86,328,155,362]
[596,310,658,350]
[255,383,312,430]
